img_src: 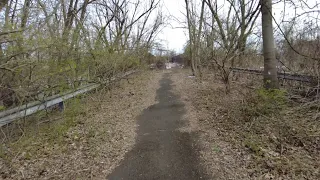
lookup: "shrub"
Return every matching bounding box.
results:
[243,88,288,118]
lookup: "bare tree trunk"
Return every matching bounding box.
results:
[59,0,78,61]
[185,0,196,76]
[71,0,89,87]
[10,0,17,24]
[195,0,205,79]
[62,0,77,41]
[261,0,278,89]
[71,0,89,49]
[17,0,31,58]
[20,0,31,29]
[4,0,11,25]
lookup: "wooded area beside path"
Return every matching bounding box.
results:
[184,0,320,91]
[0,0,164,111]
[0,0,320,179]
[182,0,320,178]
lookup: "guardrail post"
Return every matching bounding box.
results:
[58,102,64,112]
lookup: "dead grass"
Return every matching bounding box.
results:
[0,70,162,179]
[171,69,250,179]
[171,69,320,179]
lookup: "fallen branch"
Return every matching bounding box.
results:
[0,29,24,36]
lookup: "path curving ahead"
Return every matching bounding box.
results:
[107,72,206,180]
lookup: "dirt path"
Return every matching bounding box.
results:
[107,72,206,180]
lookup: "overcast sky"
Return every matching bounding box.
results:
[157,0,188,53]
[156,0,320,53]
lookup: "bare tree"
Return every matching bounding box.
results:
[0,0,163,108]
[184,0,195,75]
[261,0,278,89]
[200,0,260,92]
[184,0,205,76]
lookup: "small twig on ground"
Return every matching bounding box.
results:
[37,117,63,125]
[17,123,25,142]
[1,127,8,143]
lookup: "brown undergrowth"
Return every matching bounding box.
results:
[0,70,162,179]
[172,69,320,179]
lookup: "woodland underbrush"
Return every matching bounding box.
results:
[192,72,320,179]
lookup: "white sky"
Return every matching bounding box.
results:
[157,0,188,53]
[156,0,320,53]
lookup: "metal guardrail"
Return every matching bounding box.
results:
[231,67,316,83]
[0,70,137,127]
